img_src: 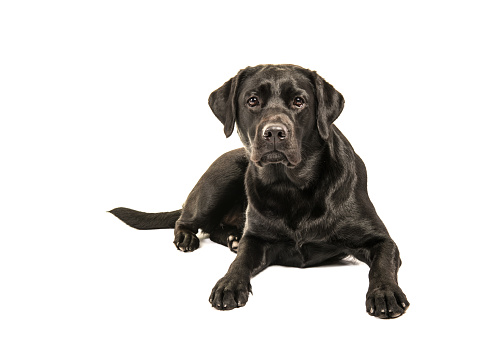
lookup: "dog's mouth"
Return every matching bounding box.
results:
[262,151,287,163]
[252,150,298,168]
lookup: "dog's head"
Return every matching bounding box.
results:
[208,64,344,168]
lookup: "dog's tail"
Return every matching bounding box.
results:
[109,207,182,230]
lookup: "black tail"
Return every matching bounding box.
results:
[109,207,182,230]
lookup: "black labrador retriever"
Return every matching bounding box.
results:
[110,64,409,319]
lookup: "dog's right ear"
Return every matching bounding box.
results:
[208,69,245,138]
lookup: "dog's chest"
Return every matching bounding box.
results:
[254,208,330,243]
[248,190,331,238]
[292,219,329,245]
[247,204,345,267]
[274,224,344,267]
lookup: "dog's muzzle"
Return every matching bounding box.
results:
[251,116,301,167]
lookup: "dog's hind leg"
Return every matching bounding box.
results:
[174,148,248,252]
[209,225,243,253]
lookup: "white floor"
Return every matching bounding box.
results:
[2,211,475,358]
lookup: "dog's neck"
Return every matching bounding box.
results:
[244,132,358,227]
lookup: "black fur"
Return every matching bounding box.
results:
[109,208,181,230]
[110,64,409,319]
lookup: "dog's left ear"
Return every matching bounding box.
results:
[312,72,345,140]
[208,69,246,138]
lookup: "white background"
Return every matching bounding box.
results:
[1,1,478,358]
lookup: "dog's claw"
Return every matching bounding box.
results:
[366,284,409,319]
[209,275,251,310]
[173,229,199,252]
[227,235,239,253]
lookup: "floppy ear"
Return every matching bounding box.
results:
[208,70,244,138]
[313,72,345,140]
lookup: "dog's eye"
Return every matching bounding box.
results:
[293,97,304,108]
[247,97,259,107]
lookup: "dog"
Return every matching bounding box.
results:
[110,64,409,319]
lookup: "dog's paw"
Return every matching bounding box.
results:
[173,229,199,252]
[366,283,409,319]
[227,235,240,253]
[209,275,251,310]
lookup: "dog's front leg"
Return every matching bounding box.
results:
[209,235,272,310]
[365,239,410,319]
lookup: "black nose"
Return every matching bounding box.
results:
[262,125,287,141]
